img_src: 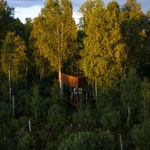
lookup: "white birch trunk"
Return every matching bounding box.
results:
[59,69,63,98]
[29,120,32,132]
[119,133,123,150]
[58,17,64,98]
[95,81,98,97]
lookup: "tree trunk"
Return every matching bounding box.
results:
[119,133,123,150]
[8,69,11,101]
[58,19,64,98]
[29,120,32,132]
[127,105,130,125]
[59,69,63,98]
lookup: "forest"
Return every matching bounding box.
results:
[0,0,150,149]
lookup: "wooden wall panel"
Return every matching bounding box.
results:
[61,73,87,88]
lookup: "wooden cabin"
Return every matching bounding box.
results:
[61,72,94,107]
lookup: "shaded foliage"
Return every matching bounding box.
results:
[0,0,150,149]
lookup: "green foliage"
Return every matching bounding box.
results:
[31,84,43,119]
[17,133,36,150]
[0,80,9,101]
[0,101,11,124]
[100,107,121,129]
[96,89,121,129]
[80,0,126,91]
[121,68,140,107]
[131,119,150,150]
[9,118,20,134]
[50,79,62,104]
[59,130,114,150]
[1,32,27,81]
[121,68,141,125]
[120,0,149,68]
[0,0,14,47]
[47,104,66,132]
[0,0,150,149]
[140,77,150,119]
[73,104,93,129]
[15,90,31,117]
[31,0,77,71]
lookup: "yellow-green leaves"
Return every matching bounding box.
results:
[1,32,27,80]
[32,0,77,71]
[80,1,126,91]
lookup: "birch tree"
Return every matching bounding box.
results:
[1,32,27,100]
[121,69,140,125]
[32,0,77,97]
[80,0,126,92]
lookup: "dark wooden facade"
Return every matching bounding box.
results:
[61,73,93,107]
[61,73,87,88]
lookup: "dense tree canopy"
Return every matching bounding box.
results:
[31,0,77,71]
[0,0,150,149]
[31,0,77,96]
[0,0,14,45]
[80,1,126,92]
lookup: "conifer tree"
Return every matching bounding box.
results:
[120,0,147,69]
[0,0,14,47]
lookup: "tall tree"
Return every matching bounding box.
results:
[0,0,14,47]
[0,0,14,76]
[80,0,126,92]
[121,69,140,126]
[1,32,27,101]
[120,0,147,69]
[31,0,77,96]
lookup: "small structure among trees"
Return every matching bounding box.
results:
[61,72,94,107]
